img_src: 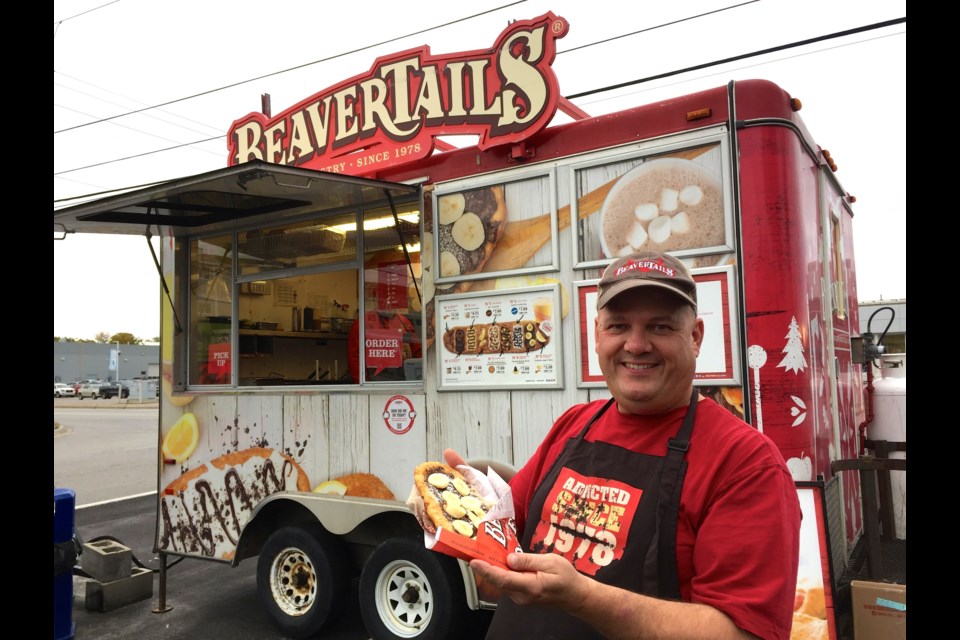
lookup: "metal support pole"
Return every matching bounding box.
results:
[152,552,173,613]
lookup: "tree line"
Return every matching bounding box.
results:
[53,332,159,344]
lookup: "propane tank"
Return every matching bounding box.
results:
[866,353,906,539]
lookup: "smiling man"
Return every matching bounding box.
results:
[454,250,802,640]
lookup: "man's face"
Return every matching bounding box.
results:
[595,288,704,415]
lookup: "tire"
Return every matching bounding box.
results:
[359,537,468,640]
[256,524,350,638]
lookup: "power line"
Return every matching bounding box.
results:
[559,0,759,55]
[52,0,754,157]
[566,17,906,100]
[577,28,904,110]
[53,135,223,178]
[55,71,224,135]
[53,0,121,28]
[52,12,905,198]
[51,0,756,179]
[53,0,528,135]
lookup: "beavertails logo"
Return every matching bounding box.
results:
[616,258,676,278]
[227,13,569,177]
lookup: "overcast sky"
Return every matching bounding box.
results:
[53,0,906,341]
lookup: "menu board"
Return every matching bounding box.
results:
[436,285,563,390]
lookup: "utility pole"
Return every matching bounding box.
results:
[115,340,121,401]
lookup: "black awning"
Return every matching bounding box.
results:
[53,160,420,237]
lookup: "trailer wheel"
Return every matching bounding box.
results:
[257,524,349,638]
[359,537,467,639]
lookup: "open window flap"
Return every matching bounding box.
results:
[52,160,420,238]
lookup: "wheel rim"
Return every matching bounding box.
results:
[373,559,434,637]
[269,546,319,617]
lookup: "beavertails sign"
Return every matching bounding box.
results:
[227,12,569,177]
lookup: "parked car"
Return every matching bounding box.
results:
[73,379,99,395]
[77,382,103,399]
[98,381,131,399]
[54,383,76,398]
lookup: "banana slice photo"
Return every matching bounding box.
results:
[438,193,466,225]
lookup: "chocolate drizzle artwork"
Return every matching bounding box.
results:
[159,447,310,559]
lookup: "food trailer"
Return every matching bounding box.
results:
[53,12,869,640]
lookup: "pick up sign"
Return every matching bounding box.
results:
[207,343,231,378]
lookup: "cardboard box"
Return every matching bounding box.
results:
[851,580,906,640]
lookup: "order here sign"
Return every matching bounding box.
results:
[366,328,402,376]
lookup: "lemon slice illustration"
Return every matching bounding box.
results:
[162,413,199,463]
[312,480,348,496]
[162,377,194,408]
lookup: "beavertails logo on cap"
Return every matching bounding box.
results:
[596,251,697,310]
[614,258,676,278]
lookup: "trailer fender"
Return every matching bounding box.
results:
[235,491,415,564]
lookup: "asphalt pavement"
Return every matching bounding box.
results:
[67,494,371,640]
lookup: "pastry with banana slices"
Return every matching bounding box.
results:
[436,185,507,281]
[413,461,493,539]
[422,186,507,349]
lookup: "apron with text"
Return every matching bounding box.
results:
[485,390,698,639]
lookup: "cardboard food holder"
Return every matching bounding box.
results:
[407,463,522,569]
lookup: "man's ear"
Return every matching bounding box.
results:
[692,317,705,356]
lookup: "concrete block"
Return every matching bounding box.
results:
[81,540,132,582]
[84,567,154,612]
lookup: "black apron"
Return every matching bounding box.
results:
[484,390,699,639]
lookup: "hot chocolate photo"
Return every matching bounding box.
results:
[600,157,725,258]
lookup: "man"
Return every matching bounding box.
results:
[449,250,801,639]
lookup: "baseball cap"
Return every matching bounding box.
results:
[596,251,697,310]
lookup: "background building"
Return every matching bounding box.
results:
[54,342,159,383]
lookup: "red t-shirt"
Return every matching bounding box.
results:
[509,397,801,640]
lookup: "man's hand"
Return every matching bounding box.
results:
[443,448,517,482]
[469,552,585,609]
[470,554,757,640]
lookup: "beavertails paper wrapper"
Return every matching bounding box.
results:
[406,464,522,569]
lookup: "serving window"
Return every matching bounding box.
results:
[189,234,234,386]
[181,197,423,389]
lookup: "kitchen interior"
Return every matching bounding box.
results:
[237,269,359,384]
[189,200,422,387]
